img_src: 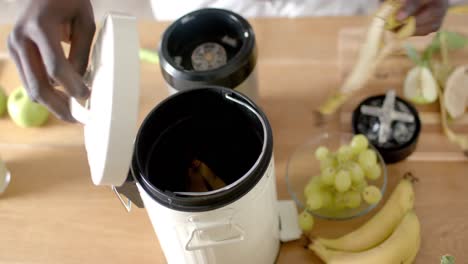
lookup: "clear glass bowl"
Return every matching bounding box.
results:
[286,132,388,220]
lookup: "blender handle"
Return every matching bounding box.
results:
[185,222,245,251]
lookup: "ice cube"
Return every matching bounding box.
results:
[393,122,411,144]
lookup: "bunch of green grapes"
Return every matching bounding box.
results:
[303,134,383,215]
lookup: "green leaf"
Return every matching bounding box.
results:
[423,33,440,61]
[424,32,443,60]
[441,255,455,264]
[423,31,468,60]
[405,44,422,65]
[442,31,468,50]
[429,31,443,49]
[421,59,430,68]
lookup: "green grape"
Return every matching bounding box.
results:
[332,192,347,211]
[320,167,336,186]
[315,146,330,161]
[304,176,322,198]
[320,156,338,171]
[334,170,351,193]
[306,192,323,210]
[348,162,365,184]
[352,179,368,192]
[358,149,377,170]
[337,145,354,164]
[351,134,369,154]
[362,185,382,205]
[320,190,334,208]
[343,191,362,209]
[365,163,382,180]
[298,210,315,232]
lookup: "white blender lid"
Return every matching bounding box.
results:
[71,13,140,186]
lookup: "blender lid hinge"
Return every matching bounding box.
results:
[112,186,132,212]
[112,181,145,212]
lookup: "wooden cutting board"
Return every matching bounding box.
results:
[337,25,468,162]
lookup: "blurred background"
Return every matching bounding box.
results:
[1,0,466,24]
[0,0,154,24]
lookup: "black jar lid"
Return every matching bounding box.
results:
[158,8,257,91]
[352,90,421,164]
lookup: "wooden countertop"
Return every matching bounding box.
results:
[0,14,467,264]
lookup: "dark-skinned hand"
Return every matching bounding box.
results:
[7,0,95,122]
[389,0,449,36]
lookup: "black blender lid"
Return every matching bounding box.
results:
[158,8,257,90]
[352,90,421,164]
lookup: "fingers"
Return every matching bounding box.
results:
[7,0,95,123]
[397,0,422,21]
[7,30,75,122]
[19,41,75,122]
[413,4,445,35]
[69,3,96,76]
[7,33,28,91]
[27,21,90,99]
[397,0,448,36]
[60,23,72,43]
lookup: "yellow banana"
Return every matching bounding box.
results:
[195,159,226,189]
[385,2,416,40]
[315,175,416,251]
[396,17,416,39]
[403,233,420,264]
[308,242,346,262]
[188,159,226,191]
[310,211,421,264]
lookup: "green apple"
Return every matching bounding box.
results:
[0,86,7,117]
[403,66,438,105]
[7,87,49,128]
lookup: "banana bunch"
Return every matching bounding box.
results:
[308,174,421,264]
[318,0,416,116]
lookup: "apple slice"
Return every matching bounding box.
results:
[0,86,6,117]
[444,65,468,119]
[7,87,49,128]
[403,66,438,104]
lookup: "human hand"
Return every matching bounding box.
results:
[7,0,95,121]
[396,0,449,36]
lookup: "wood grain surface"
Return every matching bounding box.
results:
[0,14,467,264]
